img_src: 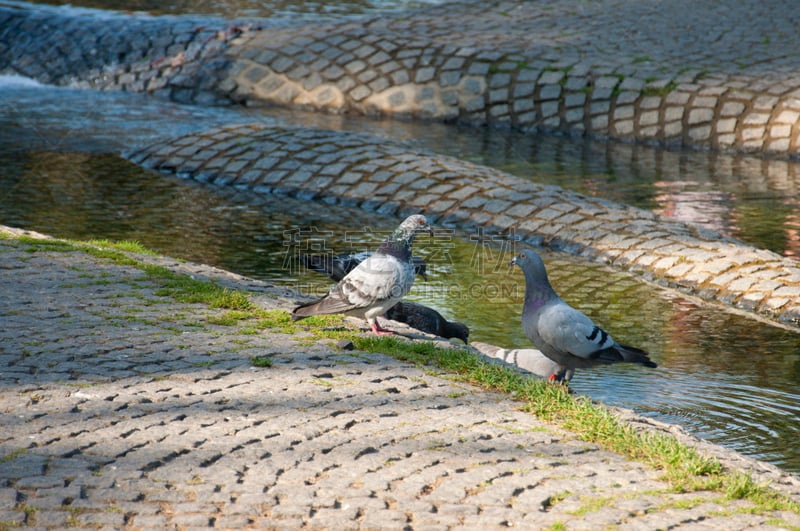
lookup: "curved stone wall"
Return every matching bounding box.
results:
[126,123,800,328]
[4,1,800,156]
[0,5,244,105]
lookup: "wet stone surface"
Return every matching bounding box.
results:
[3,0,800,156]
[127,123,800,330]
[2,230,800,530]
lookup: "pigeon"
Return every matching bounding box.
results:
[383,301,470,343]
[292,214,432,334]
[471,342,574,382]
[510,249,656,380]
[301,251,428,282]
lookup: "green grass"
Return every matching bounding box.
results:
[642,80,678,97]
[251,355,274,368]
[0,448,26,463]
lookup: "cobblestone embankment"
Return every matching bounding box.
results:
[126,123,800,330]
[3,1,800,156]
[3,228,800,530]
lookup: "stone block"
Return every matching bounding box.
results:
[743,112,770,125]
[776,109,800,124]
[615,119,634,135]
[614,105,634,120]
[591,115,609,130]
[440,70,462,87]
[539,84,561,101]
[540,101,559,118]
[741,126,765,141]
[665,91,691,105]
[688,125,711,141]
[664,106,684,122]
[716,118,737,133]
[594,76,620,89]
[539,70,564,85]
[639,96,662,110]
[688,107,713,124]
[639,110,659,127]
[489,72,511,89]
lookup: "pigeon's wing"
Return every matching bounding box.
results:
[411,255,428,280]
[328,253,410,311]
[335,251,372,280]
[536,302,622,362]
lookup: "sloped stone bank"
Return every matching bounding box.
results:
[4,0,800,156]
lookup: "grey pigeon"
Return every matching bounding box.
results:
[510,249,656,380]
[383,301,469,343]
[292,214,432,334]
[301,251,427,282]
[471,342,574,382]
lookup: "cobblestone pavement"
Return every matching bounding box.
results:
[3,228,800,530]
[3,0,800,157]
[126,122,800,330]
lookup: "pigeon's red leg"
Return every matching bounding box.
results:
[370,321,395,335]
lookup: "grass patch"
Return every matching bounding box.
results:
[0,448,26,463]
[7,235,252,311]
[88,239,157,256]
[642,80,678,97]
[207,310,253,326]
[569,495,615,515]
[150,270,254,310]
[251,355,274,368]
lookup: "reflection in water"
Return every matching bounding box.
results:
[1,151,799,474]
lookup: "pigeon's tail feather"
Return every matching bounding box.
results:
[292,293,356,320]
[291,301,317,321]
[616,344,657,368]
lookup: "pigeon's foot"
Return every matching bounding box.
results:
[369,322,395,335]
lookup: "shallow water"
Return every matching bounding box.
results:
[3,74,800,258]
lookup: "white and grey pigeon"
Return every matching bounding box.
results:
[511,249,657,380]
[292,214,432,335]
[301,251,427,282]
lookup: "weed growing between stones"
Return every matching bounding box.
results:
[250,354,274,368]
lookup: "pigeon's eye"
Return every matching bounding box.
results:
[417,218,425,225]
[520,252,526,259]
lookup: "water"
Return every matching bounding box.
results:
[2,75,800,473]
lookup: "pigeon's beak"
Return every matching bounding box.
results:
[509,256,518,267]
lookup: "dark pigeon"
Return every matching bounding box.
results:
[510,249,656,380]
[383,301,469,343]
[292,215,432,335]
